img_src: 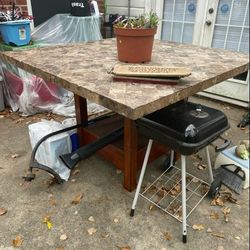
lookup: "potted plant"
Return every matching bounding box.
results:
[113,11,159,63]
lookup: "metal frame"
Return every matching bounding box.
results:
[131,143,213,243]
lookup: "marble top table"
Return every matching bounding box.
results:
[0,39,248,119]
[0,39,248,191]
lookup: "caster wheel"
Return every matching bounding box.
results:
[208,177,222,198]
[23,172,36,182]
[162,153,175,172]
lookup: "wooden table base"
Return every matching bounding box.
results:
[75,95,169,192]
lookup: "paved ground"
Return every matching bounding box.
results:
[0,96,249,250]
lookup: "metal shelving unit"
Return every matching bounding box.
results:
[140,165,210,224]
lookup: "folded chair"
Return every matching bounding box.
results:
[130,100,230,243]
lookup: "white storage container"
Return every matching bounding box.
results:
[28,120,71,181]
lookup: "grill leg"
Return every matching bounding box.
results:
[181,155,187,243]
[205,146,214,183]
[170,150,175,166]
[130,139,153,217]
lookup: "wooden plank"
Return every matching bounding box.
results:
[112,64,191,78]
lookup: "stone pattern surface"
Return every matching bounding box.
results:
[0,39,249,119]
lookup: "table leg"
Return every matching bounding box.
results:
[123,118,138,191]
[73,95,164,192]
[74,94,88,146]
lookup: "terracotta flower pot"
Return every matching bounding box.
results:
[114,27,157,63]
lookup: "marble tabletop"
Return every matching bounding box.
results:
[0,39,248,120]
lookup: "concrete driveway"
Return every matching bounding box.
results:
[0,96,249,250]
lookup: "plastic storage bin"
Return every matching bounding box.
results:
[0,20,31,46]
[62,118,80,152]
[214,146,249,189]
[28,120,72,181]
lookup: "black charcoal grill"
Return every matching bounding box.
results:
[130,100,230,243]
[137,100,230,155]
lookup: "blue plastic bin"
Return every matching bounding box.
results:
[0,20,31,46]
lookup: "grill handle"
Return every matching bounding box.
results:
[210,136,231,152]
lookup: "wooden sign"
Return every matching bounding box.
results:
[111,64,192,78]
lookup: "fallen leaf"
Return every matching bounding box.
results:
[167,203,181,215]
[174,183,181,193]
[101,233,110,239]
[43,216,53,230]
[12,235,23,247]
[227,196,237,204]
[149,204,156,210]
[192,177,199,183]
[207,227,213,233]
[192,224,205,231]
[157,189,167,199]
[88,216,95,222]
[200,184,210,195]
[216,198,224,206]
[221,191,238,204]
[71,179,76,183]
[72,169,80,176]
[222,207,230,214]
[197,163,207,170]
[211,231,225,238]
[169,183,181,197]
[217,246,224,250]
[43,177,57,187]
[211,197,224,206]
[210,199,217,206]
[163,231,172,241]
[48,198,57,206]
[71,193,83,205]
[0,207,7,216]
[210,212,219,220]
[235,236,241,240]
[116,246,131,250]
[11,154,20,159]
[87,228,97,235]
[192,161,200,167]
[222,207,230,222]
[56,248,64,250]
[15,118,24,124]
[60,234,68,241]
[191,154,202,161]
[113,218,119,223]
[74,211,78,215]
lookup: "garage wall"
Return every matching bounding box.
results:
[0,0,29,18]
[105,0,146,17]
